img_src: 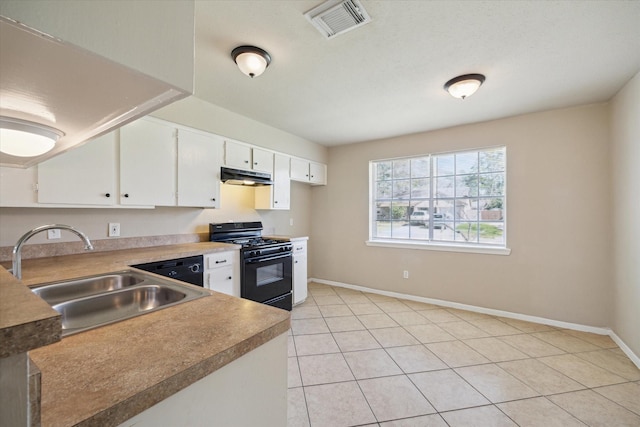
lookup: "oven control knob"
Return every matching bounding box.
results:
[190,264,201,273]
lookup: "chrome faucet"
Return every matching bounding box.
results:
[12,224,94,280]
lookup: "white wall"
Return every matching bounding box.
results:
[311,104,612,328]
[610,71,640,356]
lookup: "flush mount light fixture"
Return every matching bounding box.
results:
[231,45,272,78]
[0,117,64,157]
[444,74,486,99]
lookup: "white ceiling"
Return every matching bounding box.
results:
[194,0,640,146]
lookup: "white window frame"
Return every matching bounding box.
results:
[367,146,511,255]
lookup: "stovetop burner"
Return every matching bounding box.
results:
[232,238,285,248]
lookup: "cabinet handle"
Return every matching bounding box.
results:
[212,198,216,202]
[274,200,278,204]
[123,193,129,198]
[254,162,258,165]
[227,276,232,280]
[105,193,111,198]
[244,160,249,164]
[215,259,227,264]
[295,260,298,264]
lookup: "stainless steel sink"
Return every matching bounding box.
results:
[30,271,209,336]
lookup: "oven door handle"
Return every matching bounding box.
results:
[246,253,292,264]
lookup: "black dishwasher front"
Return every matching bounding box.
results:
[133,255,204,287]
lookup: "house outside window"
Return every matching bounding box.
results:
[370,147,506,249]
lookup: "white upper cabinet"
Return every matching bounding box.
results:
[177,129,222,208]
[224,141,252,170]
[0,166,38,207]
[37,132,117,206]
[290,158,327,185]
[120,118,177,206]
[251,148,274,174]
[255,153,290,210]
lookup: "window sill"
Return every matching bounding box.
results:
[365,239,511,255]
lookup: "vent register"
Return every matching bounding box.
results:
[304,0,372,39]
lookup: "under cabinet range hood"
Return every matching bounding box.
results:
[221,167,273,186]
[0,16,189,168]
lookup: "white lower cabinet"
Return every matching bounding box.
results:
[204,251,239,297]
[292,240,308,305]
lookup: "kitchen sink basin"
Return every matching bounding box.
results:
[30,271,209,336]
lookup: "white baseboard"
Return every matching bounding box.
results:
[309,277,640,369]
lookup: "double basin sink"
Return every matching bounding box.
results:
[31,270,209,336]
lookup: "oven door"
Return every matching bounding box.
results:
[242,252,292,303]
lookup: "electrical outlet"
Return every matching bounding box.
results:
[403,270,409,279]
[290,218,294,226]
[108,223,120,237]
[47,229,61,240]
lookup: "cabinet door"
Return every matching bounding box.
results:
[252,148,274,174]
[177,129,222,208]
[309,162,327,185]
[293,243,308,305]
[37,132,117,205]
[290,158,309,182]
[120,119,176,206]
[225,141,251,170]
[255,153,290,210]
[0,166,38,207]
[207,266,235,296]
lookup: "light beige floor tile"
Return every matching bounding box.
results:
[358,313,400,329]
[338,293,372,304]
[324,315,366,332]
[594,381,640,415]
[455,364,539,403]
[291,305,322,319]
[404,324,456,344]
[497,317,556,333]
[287,387,310,427]
[370,327,420,347]
[333,330,381,352]
[294,296,316,307]
[497,397,587,427]
[469,318,522,336]
[376,301,414,313]
[294,333,340,356]
[359,375,436,421]
[498,358,585,395]
[446,308,493,322]
[426,340,491,367]
[365,293,399,303]
[609,347,627,357]
[318,303,353,317]
[288,357,302,388]
[288,335,296,357]
[348,302,384,315]
[549,389,640,426]
[463,337,529,362]
[560,329,618,349]
[291,318,329,335]
[417,309,461,323]
[409,369,490,412]
[308,287,338,297]
[441,405,518,427]
[313,294,345,306]
[387,310,431,326]
[386,345,448,373]
[538,354,627,388]
[575,349,640,381]
[498,334,565,357]
[439,321,490,339]
[304,381,376,426]
[532,331,600,353]
[344,348,403,379]
[402,301,441,311]
[297,353,354,386]
[380,414,448,427]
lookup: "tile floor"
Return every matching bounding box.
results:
[287,282,640,427]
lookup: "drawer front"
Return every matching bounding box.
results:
[207,266,235,296]
[205,251,235,269]
[292,243,307,256]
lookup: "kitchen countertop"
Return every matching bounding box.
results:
[0,242,291,427]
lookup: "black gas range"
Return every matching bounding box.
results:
[209,222,293,311]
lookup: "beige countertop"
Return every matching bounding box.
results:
[0,242,291,427]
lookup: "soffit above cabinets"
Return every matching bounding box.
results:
[0,17,189,168]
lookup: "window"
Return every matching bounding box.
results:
[370,147,506,249]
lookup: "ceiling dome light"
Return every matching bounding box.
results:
[0,117,64,157]
[444,74,486,99]
[231,46,271,78]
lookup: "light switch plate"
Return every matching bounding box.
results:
[47,229,61,239]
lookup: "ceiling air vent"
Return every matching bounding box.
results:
[304,0,372,39]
